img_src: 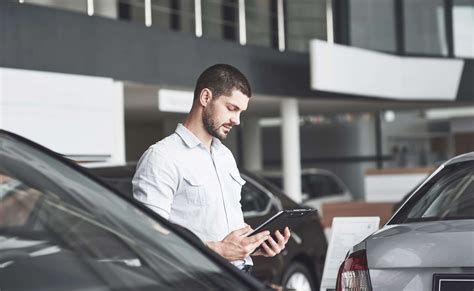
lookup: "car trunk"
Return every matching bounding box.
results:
[365,221,474,290]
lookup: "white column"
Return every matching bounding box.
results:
[242,117,262,172]
[87,0,94,16]
[238,0,247,45]
[281,98,302,203]
[326,0,334,44]
[195,0,203,37]
[113,81,126,165]
[145,0,152,27]
[277,0,285,51]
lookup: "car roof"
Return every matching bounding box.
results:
[88,164,137,179]
[443,151,474,167]
[258,168,336,177]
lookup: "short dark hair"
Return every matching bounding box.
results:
[194,64,251,100]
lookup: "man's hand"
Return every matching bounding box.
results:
[253,227,291,257]
[206,225,270,261]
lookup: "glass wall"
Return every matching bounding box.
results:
[177,0,196,34]
[22,0,87,13]
[120,0,145,24]
[245,0,274,48]
[345,0,474,58]
[286,0,327,52]
[149,0,177,32]
[453,0,474,58]
[349,0,396,53]
[16,0,474,57]
[403,0,448,56]
[117,0,195,33]
[201,0,237,41]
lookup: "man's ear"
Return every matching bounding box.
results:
[199,88,213,107]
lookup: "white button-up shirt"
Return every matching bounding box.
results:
[132,124,251,267]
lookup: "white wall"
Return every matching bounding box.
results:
[0,68,125,165]
[310,40,464,100]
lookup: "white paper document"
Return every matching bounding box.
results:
[320,217,380,291]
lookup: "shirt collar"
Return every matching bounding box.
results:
[175,123,222,151]
[211,136,222,151]
[175,124,201,148]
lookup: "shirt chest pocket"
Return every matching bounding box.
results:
[227,171,246,203]
[182,174,208,206]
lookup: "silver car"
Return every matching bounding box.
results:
[336,152,474,291]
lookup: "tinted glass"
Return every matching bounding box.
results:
[202,0,239,41]
[264,173,343,200]
[265,176,283,189]
[350,0,396,53]
[0,134,251,290]
[328,176,344,195]
[246,0,274,48]
[402,162,474,222]
[453,0,474,58]
[286,0,327,52]
[404,0,448,56]
[241,179,271,214]
[23,0,86,14]
[302,174,342,199]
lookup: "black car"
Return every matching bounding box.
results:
[90,166,328,291]
[0,130,267,291]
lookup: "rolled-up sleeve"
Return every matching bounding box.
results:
[132,147,178,219]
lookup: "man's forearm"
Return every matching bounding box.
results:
[205,241,224,257]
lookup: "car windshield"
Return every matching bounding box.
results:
[0,133,253,290]
[399,161,474,223]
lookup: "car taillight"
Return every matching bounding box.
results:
[336,249,372,291]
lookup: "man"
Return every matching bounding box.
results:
[132,64,290,273]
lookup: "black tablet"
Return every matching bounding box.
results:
[247,208,316,237]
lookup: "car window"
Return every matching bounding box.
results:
[241,179,271,215]
[302,174,341,199]
[266,173,344,201]
[0,134,253,291]
[265,176,283,189]
[327,175,344,194]
[401,162,474,223]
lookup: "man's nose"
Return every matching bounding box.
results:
[230,113,240,126]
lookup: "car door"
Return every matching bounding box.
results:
[0,130,265,291]
[240,174,285,284]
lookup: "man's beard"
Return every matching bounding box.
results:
[203,106,227,141]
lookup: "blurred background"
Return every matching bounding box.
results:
[1,0,473,204]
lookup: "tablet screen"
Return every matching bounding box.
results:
[247,208,316,236]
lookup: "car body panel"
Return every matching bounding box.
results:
[340,153,474,291]
[243,172,328,288]
[0,130,266,291]
[369,267,474,291]
[90,166,328,289]
[367,221,474,269]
